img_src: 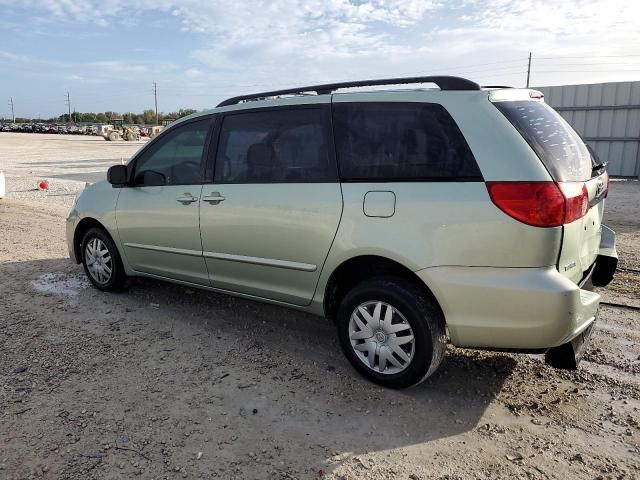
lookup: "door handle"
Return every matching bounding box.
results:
[202,193,226,204]
[176,194,198,204]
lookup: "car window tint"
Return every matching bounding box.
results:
[494,100,592,182]
[215,108,334,183]
[133,119,210,186]
[333,102,481,180]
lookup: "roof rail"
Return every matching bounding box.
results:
[217,75,480,107]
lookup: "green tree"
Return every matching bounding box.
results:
[167,108,198,119]
[82,112,98,123]
[104,111,119,122]
[142,109,156,124]
[96,113,108,123]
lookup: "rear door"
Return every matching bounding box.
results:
[199,104,342,305]
[494,100,607,283]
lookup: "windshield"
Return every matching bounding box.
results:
[494,100,592,182]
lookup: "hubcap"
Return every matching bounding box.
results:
[84,238,113,285]
[348,301,415,375]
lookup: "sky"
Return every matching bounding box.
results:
[1,0,639,119]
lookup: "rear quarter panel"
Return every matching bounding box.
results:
[311,180,563,314]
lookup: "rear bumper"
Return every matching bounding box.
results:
[416,266,600,350]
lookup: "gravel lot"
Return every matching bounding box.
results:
[0,133,639,479]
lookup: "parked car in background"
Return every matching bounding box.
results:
[66,76,617,388]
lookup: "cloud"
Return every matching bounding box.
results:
[2,0,639,116]
[0,49,22,60]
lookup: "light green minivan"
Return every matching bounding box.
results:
[67,76,617,388]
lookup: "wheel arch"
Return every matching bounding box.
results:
[73,217,116,263]
[323,255,445,324]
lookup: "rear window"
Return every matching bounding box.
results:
[494,101,592,182]
[333,102,481,181]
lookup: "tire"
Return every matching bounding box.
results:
[108,131,119,141]
[81,227,127,292]
[336,277,447,389]
[545,321,595,370]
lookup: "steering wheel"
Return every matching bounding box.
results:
[174,160,202,183]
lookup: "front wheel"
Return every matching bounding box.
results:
[336,277,447,389]
[81,227,127,292]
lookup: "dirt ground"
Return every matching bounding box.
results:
[0,133,639,479]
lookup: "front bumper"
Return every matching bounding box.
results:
[66,210,79,263]
[416,266,600,350]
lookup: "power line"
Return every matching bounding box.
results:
[535,54,640,60]
[390,58,525,78]
[438,65,528,76]
[533,62,640,66]
[534,68,640,73]
[156,58,529,96]
[161,65,528,98]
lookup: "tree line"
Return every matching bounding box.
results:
[2,108,198,124]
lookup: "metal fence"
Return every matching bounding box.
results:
[536,81,640,177]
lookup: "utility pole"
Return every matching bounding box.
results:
[526,52,532,88]
[65,92,71,123]
[8,97,15,122]
[153,81,158,125]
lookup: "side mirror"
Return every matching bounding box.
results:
[107,164,128,186]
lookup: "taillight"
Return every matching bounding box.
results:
[559,182,589,223]
[603,171,610,198]
[486,181,588,227]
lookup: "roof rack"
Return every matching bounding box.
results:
[217,75,480,107]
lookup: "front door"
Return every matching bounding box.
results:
[116,117,213,285]
[199,105,342,305]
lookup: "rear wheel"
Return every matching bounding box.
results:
[81,227,127,291]
[336,277,446,389]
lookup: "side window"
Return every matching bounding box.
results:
[333,102,481,180]
[214,108,335,183]
[133,118,211,186]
